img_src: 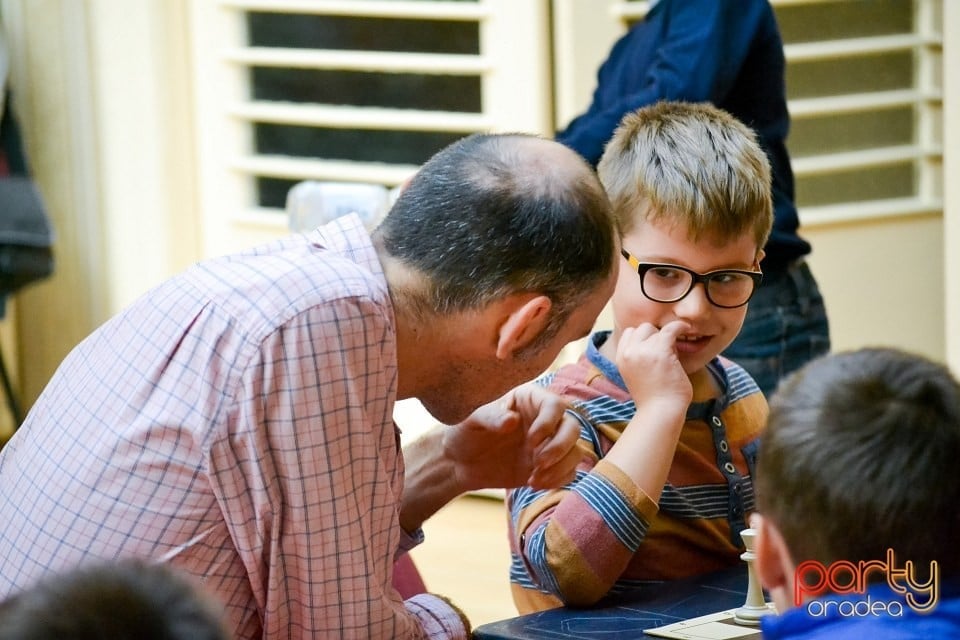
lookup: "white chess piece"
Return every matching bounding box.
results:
[734,527,775,626]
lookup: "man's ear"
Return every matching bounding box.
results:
[754,513,796,613]
[495,294,553,359]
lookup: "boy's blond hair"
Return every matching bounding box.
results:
[597,101,773,249]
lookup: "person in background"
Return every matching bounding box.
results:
[557,0,829,396]
[753,347,960,638]
[0,559,231,640]
[0,132,618,640]
[508,102,770,612]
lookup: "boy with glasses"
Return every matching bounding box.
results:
[508,101,772,612]
[556,0,830,397]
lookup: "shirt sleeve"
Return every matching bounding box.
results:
[557,0,760,165]
[405,595,470,640]
[508,411,659,607]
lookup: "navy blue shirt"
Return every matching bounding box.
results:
[557,0,809,269]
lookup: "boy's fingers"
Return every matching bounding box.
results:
[623,323,659,342]
[657,319,692,343]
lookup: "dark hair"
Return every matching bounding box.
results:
[373,132,616,345]
[756,347,960,575]
[0,560,230,640]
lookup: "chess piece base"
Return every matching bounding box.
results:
[733,604,774,626]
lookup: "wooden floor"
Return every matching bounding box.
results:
[409,494,519,628]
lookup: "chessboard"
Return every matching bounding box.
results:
[643,607,772,639]
[643,527,776,638]
[473,533,769,640]
[472,580,771,640]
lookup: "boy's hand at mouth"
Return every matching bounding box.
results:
[616,319,694,410]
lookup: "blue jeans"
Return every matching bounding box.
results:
[723,260,830,397]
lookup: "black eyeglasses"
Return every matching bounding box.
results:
[621,249,763,309]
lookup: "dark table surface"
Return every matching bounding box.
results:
[473,566,751,639]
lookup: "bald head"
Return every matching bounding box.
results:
[466,134,604,204]
[373,132,616,338]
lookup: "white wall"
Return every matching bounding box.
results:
[0,0,198,405]
[804,214,944,360]
[945,0,960,373]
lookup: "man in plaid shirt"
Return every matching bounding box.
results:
[0,132,618,639]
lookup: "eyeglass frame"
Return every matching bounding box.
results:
[620,248,763,309]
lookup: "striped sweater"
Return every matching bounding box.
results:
[507,331,768,613]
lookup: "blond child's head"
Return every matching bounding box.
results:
[596,102,775,377]
[598,101,773,248]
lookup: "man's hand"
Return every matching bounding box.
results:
[442,382,584,492]
[400,383,584,533]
